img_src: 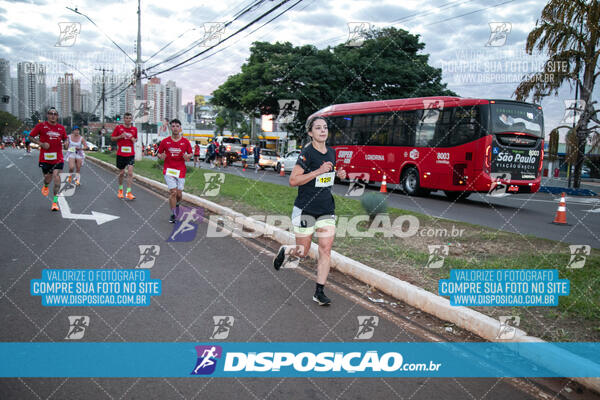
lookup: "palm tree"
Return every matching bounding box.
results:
[515,0,600,188]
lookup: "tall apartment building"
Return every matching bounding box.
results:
[46,86,58,111]
[164,80,182,122]
[17,62,46,121]
[0,58,11,114]
[124,85,135,114]
[80,89,94,114]
[92,72,129,121]
[11,78,18,117]
[57,73,81,117]
[143,77,165,124]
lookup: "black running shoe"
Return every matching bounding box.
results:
[313,290,331,306]
[273,246,287,270]
[169,214,176,223]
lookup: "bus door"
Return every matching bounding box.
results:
[413,108,451,188]
[444,106,483,190]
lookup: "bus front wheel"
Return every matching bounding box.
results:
[402,167,426,196]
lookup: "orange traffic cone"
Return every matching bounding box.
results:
[552,192,568,225]
[380,173,387,193]
[280,164,285,176]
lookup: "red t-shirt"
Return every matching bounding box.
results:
[30,122,67,164]
[158,136,193,178]
[194,144,200,156]
[111,125,138,156]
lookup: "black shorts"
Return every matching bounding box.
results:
[39,162,63,175]
[116,155,135,170]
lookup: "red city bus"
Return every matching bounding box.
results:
[309,96,544,200]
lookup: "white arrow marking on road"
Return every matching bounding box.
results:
[57,196,119,225]
[584,208,600,213]
[6,163,14,168]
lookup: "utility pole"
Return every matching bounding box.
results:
[134,0,143,161]
[94,67,112,148]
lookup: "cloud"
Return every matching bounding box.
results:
[146,4,176,18]
[354,4,413,23]
[0,0,593,143]
[292,11,347,28]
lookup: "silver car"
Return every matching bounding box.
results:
[276,150,301,173]
[258,149,280,170]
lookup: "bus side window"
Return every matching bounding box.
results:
[351,115,371,145]
[432,109,453,147]
[415,109,437,147]
[370,113,393,145]
[330,116,352,146]
[448,106,481,146]
[394,111,417,146]
[328,117,341,146]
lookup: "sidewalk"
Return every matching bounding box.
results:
[540,177,598,196]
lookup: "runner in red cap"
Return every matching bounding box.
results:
[29,107,68,211]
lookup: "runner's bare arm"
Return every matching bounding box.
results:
[289,162,333,187]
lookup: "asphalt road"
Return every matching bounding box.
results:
[208,159,600,249]
[0,148,597,399]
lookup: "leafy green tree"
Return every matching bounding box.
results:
[214,114,226,134]
[212,27,455,139]
[30,111,42,126]
[515,0,600,188]
[0,111,24,137]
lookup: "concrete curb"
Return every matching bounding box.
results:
[87,155,600,393]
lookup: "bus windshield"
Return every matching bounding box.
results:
[490,102,543,137]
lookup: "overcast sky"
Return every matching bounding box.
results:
[0,0,597,139]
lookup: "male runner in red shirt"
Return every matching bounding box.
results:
[157,119,193,223]
[110,112,137,200]
[29,107,68,211]
[193,141,201,168]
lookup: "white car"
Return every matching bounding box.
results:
[85,142,99,151]
[276,150,301,173]
[257,149,280,170]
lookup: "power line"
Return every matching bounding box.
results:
[164,0,306,73]
[425,0,516,26]
[143,28,197,64]
[148,0,299,77]
[142,0,262,64]
[390,0,476,24]
[106,82,134,100]
[66,7,136,64]
[145,0,268,71]
[310,0,478,50]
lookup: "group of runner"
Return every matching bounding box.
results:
[28,107,88,211]
[28,108,344,306]
[204,139,228,168]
